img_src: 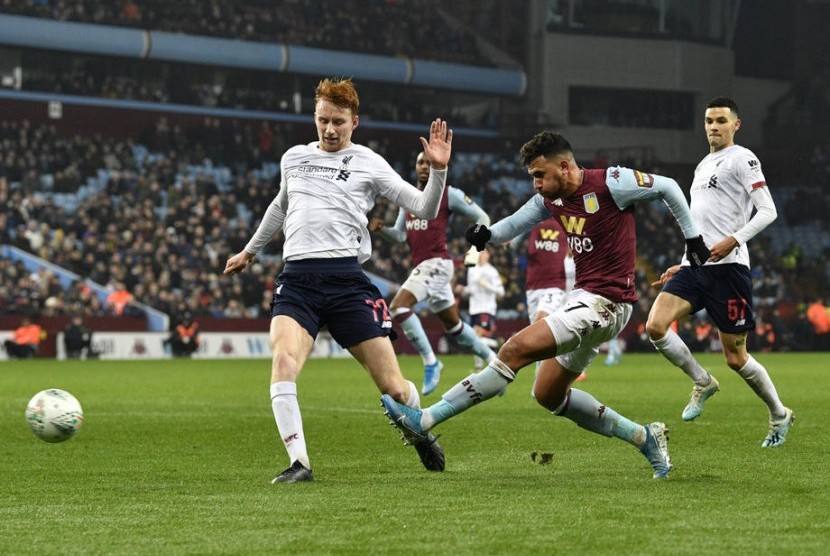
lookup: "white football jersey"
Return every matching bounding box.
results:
[278,142,421,263]
[467,263,504,316]
[686,144,768,268]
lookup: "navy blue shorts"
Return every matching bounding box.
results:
[270,258,394,348]
[662,264,755,334]
[471,313,495,332]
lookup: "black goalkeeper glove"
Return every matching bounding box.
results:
[465,224,491,251]
[685,236,711,267]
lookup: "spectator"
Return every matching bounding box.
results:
[63,314,99,359]
[806,297,830,350]
[165,313,200,357]
[105,281,136,316]
[4,315,46,359]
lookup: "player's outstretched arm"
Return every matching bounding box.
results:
[419,118,452,170]
[607,169,710,266]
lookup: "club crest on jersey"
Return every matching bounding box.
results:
[634,170,654,188]
[337,155,353,181]
[583,192,599,214]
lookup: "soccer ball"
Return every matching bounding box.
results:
[25,389,84,443]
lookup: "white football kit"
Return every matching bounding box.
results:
[685,144,776,268]
[245,142,446,262]
[466,263,504,316]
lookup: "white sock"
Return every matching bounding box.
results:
[651,329,711,386]
[404,380,420,409]
[270,382,309,469]
[735,355,786,420]
[553,388,646,447]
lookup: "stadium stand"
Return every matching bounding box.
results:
[0,0,491,67]
[1,1,828,356]
[2,111,826,355]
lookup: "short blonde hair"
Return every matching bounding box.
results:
[315,78,359,114]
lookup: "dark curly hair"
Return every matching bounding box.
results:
[519,131,573,167]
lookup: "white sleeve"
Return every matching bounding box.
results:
[244,182,287,255]
[477,269,504,296]
[387,167,447,219]
[733,186,777,245]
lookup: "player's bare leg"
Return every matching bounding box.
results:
[389,288,443,395]
[269,316,315,483]
[351,337,445,471]
[648,292,719,420]
[719,330,793,447]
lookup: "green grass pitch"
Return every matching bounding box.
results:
[1,352,827,555]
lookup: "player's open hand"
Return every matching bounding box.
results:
[419,118,452,170]
[224,250,255,275]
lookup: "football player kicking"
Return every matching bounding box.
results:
[382,130,711,479]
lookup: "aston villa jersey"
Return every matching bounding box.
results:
[526,217,568,291]
[405,188,451,265]
[543,168,638,303]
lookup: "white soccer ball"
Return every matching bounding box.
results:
[25,389,84,443]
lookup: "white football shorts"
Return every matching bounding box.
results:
[542,289,632,374]
[527,287,568,322]
[399,257,456,313]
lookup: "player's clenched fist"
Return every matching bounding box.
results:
[685,236,711,267]
[465,224,491,251]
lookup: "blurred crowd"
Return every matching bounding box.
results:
[18,59,494,129]
[2,1,503,128]
[1,118,282,325]
[2,2,827,355]
[2,114,829,351]
[0,0,490,67]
